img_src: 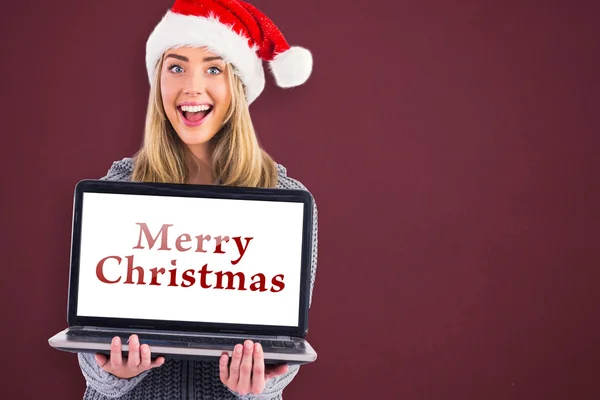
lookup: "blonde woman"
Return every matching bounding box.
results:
[77,1,318,399]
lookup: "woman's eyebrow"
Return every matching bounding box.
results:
[163,54,223,62]
[165,54,188,62]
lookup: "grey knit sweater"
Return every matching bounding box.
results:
[78,157,319,400]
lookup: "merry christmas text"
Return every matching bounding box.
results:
[93,223,286,292]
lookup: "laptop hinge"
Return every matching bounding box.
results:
[276,336,291,341]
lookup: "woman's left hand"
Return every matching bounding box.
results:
[219,340,289,395]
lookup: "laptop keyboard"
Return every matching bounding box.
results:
[68,329,299,349]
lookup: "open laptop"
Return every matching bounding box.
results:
[48,178,317,365]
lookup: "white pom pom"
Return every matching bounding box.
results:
[269,46,313,88]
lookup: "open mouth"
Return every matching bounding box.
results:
[177,104,213,126]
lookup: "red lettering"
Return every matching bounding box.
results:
[133,223,173,251]
[214,235,229,254]
[231,237,253,265]
[168,268,178,287]
[175,234,192,252]
[149,267,165,286]
[270,274,285,292]
[215,271,247,290]
[181,269,196,287]
[96,256,121,284]
[95,252,281,292]
[249,273,267,292]
[167,259,179,286]
[198,264,212,288]
[124,255,144,284]
[194,234,212,253]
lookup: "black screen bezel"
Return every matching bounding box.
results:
[66,179,313,338]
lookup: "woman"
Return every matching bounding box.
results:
[77,1,318,399]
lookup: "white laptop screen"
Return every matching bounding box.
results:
[76,192,304,328]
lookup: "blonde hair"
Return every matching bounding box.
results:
[132,53,278,188]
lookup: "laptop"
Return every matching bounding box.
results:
[48,178,317,365]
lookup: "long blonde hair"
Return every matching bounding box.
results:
[132,52,278,188]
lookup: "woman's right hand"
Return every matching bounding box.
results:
[94,334,165,379]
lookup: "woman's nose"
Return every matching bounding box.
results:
[184,71,206,95]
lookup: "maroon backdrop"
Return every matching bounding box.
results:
[1,0,598,398]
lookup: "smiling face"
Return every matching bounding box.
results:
[160,46,232,157]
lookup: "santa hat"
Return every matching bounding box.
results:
[145,0,313,104]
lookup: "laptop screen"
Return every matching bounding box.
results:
[75,191,305,328]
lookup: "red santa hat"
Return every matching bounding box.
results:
[146,0,313,104]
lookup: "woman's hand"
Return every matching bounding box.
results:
[219,340,289,395]
[94,334,165,379]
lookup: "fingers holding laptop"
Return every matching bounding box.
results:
[94,334,165,379]
[220,340,289,395]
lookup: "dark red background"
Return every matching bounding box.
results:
[1,0,598,398]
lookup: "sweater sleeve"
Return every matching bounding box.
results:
[227,169,320,399]
[77,353,151,398]
[76,157,151,398]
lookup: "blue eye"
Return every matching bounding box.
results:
[169,65,184,73]
[208,67,222,75]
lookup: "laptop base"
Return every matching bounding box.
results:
[49,328,317,366]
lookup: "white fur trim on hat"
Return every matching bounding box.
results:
[269,46,313,88]
[145,11,265,104]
